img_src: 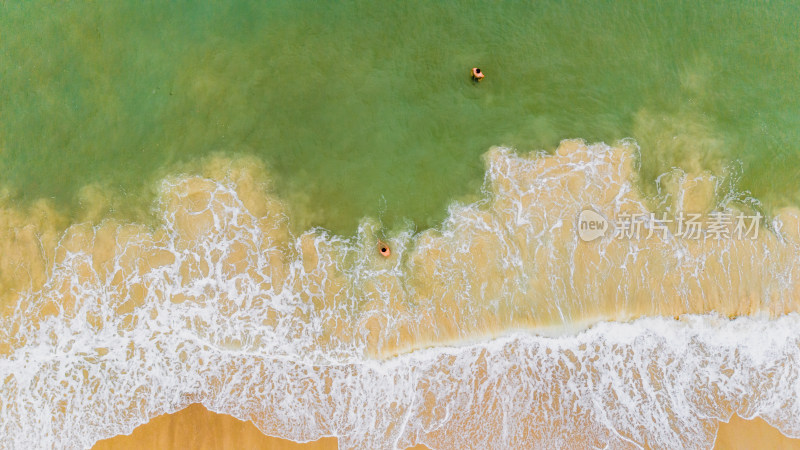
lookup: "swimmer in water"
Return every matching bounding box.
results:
[471,67,485,82]
[378,240,391,258]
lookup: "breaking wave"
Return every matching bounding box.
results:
[1,140,800,448]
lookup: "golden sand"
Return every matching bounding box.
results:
[715,416,800,450]
[91,405,800,450]
[91,404,338,450]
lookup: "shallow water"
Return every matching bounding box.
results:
[1,145,800,448]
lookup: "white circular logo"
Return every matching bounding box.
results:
[577,209,609,242]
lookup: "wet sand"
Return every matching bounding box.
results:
[92,404,800,449]
[91,404,338,450]
[714,415,800,450]
[90,403,433,449]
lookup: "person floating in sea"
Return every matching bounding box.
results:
[471,67,485,82]
[378,240,391,258]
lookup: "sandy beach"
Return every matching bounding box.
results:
[92,404,800,449]
[91,404,338,450]
[714,416,800,450]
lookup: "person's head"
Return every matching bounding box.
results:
[476,68,481,74]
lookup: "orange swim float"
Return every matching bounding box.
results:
[378,241,391,258]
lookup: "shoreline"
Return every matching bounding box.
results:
[92,404,800,449]
[4,143,800,447]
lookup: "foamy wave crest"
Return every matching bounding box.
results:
[1,140,800,448]
[4,313,800,449]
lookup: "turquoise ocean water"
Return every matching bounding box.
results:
[2,1,799,233]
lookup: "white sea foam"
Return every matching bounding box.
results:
[1,141,799,449]
[4,310,800,449]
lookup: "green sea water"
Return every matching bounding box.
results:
[1,1,799,234]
